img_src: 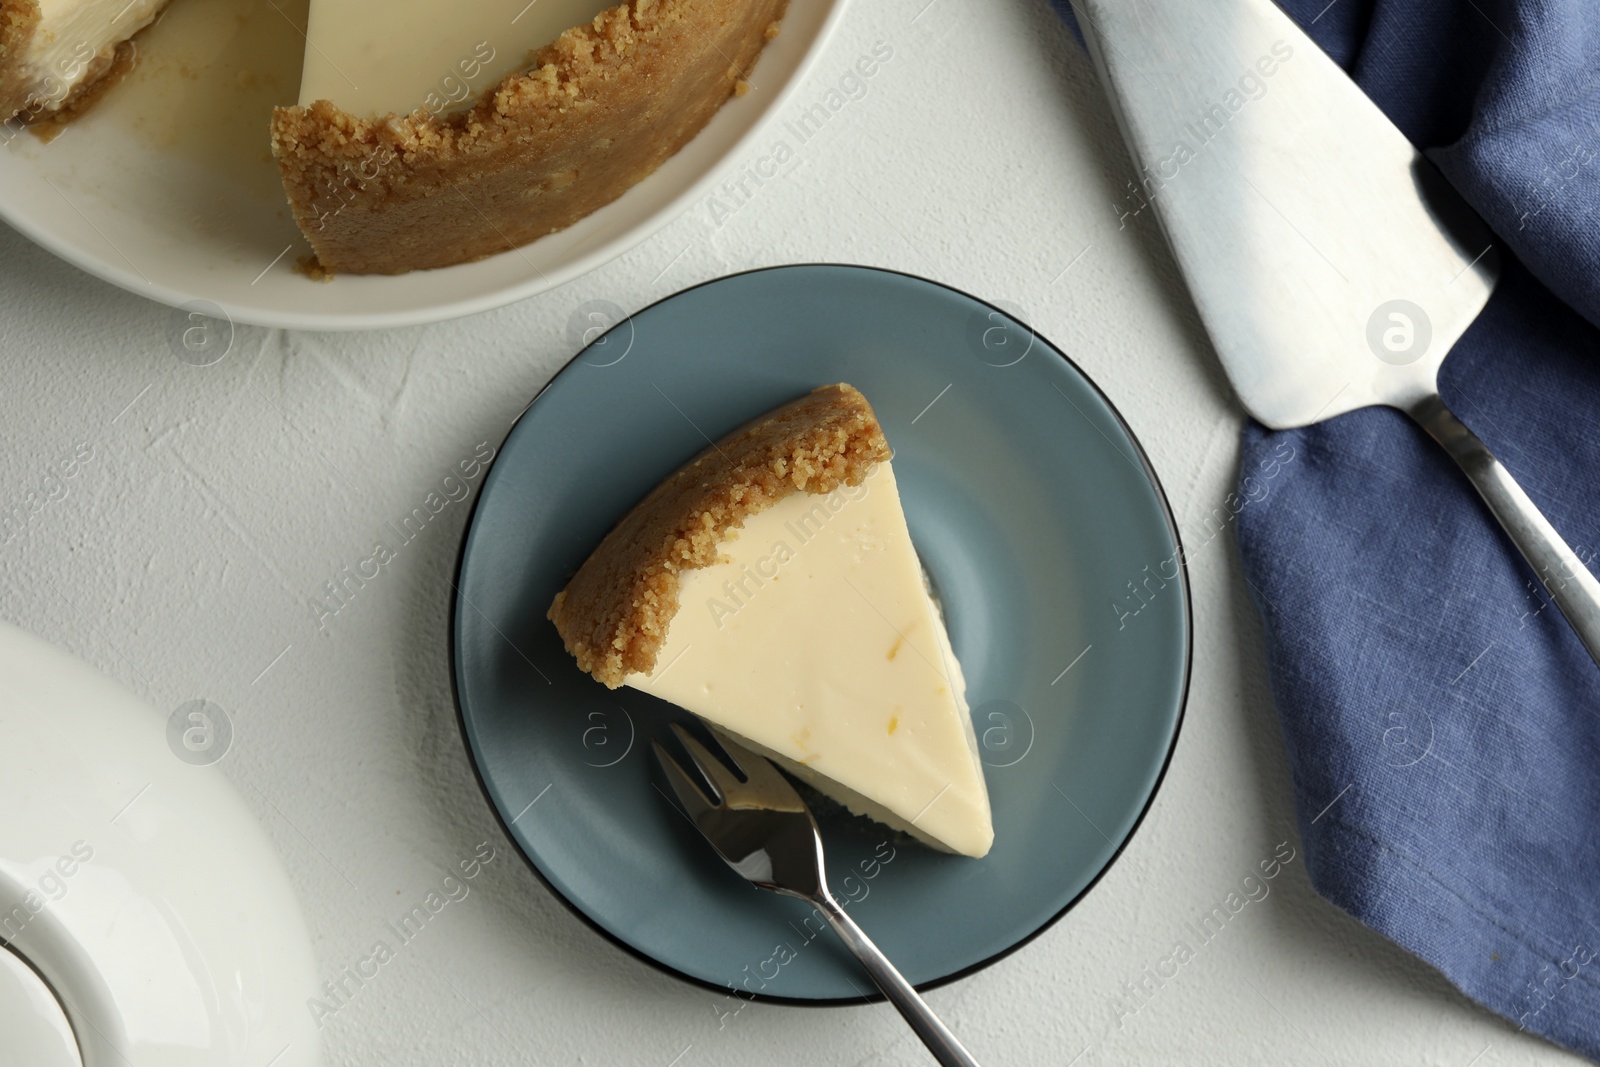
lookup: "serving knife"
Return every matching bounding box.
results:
[1067,0,1600,666]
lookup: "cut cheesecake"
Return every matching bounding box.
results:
[271,0,787,275]
[4,0,784,277]
[0,0,169,122]
[548,384,994,858]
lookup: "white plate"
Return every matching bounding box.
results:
[0,0,845,330]
[0,621,321,1066]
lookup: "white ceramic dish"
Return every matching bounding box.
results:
[0,0,844,331]
[0,621,321,1067]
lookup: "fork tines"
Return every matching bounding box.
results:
[653,722,806,815]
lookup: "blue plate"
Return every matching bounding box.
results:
[451,265,1190,1001]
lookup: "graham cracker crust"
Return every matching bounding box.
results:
[549,383,890,688]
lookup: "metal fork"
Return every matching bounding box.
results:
[653,723,983,1067]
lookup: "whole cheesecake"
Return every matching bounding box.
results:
[549,384,995,858]
[271,0,787,275]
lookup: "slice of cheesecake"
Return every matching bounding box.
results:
[0,0,170,123]
[271,0,787,275]
[549,384,994,858]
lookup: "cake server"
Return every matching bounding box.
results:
[1068,0,1600,667]
[653,724,983,1067]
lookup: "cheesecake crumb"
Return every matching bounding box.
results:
[549,384,890,687]
[294,255,334,282]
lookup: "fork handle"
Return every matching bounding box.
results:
[814,892,983,1067]
[1409,394,1600,669]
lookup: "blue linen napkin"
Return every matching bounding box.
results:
[1052,0,1600,1057]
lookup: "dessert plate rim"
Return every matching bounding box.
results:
[449,263,1193,1004]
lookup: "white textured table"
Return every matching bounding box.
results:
[0,0,1578,1063]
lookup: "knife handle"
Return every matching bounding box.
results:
[1409,394,1600,669]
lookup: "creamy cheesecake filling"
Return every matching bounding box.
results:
[627,463,994,858]
[1,0,167,120]
[297,0,612,118]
